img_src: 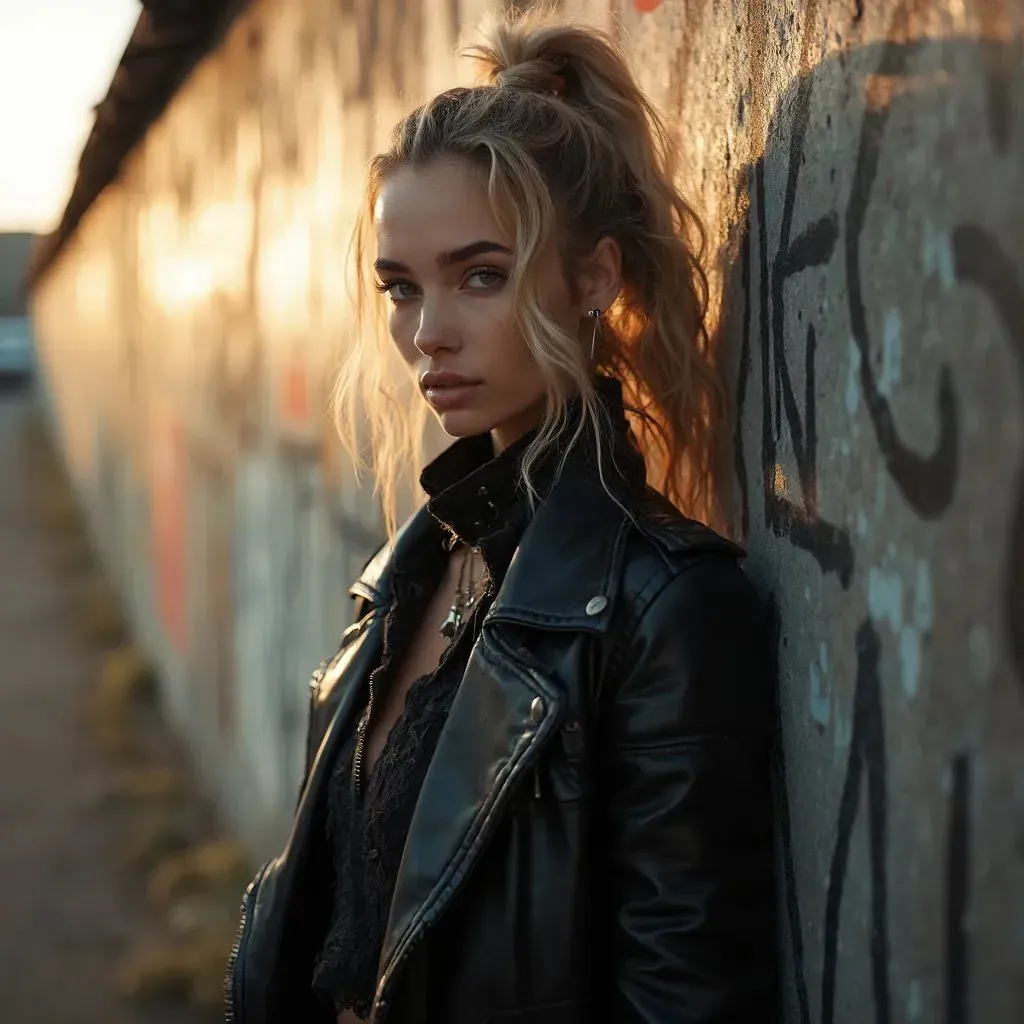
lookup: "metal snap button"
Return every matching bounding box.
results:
[530,696,545,724]
[585,595,608,615]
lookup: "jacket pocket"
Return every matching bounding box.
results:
[224,863,268,1024]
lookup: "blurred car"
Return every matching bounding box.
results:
[0,318,34,386]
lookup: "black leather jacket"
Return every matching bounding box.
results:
[226,387,777,1024]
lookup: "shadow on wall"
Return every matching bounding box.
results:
[720,28,1022,1024]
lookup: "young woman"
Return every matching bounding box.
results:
[226,10,776,1024]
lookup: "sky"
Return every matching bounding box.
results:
[0,1,140,233]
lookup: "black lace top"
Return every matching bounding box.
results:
[311,430,539,1018]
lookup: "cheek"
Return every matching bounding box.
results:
[482,306,531,367]
[388,307,418,365]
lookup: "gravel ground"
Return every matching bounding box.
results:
[0,386,216,1024]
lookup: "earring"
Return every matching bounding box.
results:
[588,308,602,360]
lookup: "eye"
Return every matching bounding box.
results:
[375,279,419,303]
[463,267,507,290]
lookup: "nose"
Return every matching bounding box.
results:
[413,296,460,360]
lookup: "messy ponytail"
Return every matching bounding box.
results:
[336,3,724,537]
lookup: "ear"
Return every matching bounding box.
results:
[575,236,622,313]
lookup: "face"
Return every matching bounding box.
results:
[373,157,583,451]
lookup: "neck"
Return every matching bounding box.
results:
[490,397,546,454]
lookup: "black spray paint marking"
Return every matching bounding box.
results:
[845,34,960,519]
[741,51,856,586]
[753,154,855,586]
[821,619,892,1024]
[767,593,812,1024]
[945,753,971,1024]
[952,224,1024,698]
[731,27,1010,1024]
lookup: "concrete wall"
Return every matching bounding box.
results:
[28,1,1024,1021]
[624,4,1024,1022]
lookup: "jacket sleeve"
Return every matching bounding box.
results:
[600,555,777,1023]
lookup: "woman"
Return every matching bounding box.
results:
[226,9,776,1024]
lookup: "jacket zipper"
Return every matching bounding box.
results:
[296,666,325,803]
[352,595,480,800]
[351,681,373,799]
[371,648,556,1023]
[224,865,266,1024]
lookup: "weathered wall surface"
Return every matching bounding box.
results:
[28,1,1023,1021]
[618,2,1024,1022]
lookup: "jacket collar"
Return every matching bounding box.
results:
[352,376,647,632]
[420,429,533,548]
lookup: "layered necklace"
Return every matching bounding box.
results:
[439,543,490,640]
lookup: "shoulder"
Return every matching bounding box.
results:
[606,490,772,740]
[617,486,752,620]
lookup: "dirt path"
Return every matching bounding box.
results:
[0,388,211,1024]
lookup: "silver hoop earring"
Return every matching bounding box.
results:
[588,308,602,360]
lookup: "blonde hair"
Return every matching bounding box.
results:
[335,5,725,538]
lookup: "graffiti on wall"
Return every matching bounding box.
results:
[151,405,188,654]
[729,5,1021,1021]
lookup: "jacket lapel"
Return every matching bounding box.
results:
[376,625,563,996]
[301,504,439,817]
[375,434,638,1001]
[371,379,651,1004]
[487,462,633,633]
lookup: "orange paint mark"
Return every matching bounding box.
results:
[280,360,310,429]
[151,410,188,654]
[633,0,664,11]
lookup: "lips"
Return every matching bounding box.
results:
[420,370,482,411]
[420,371,480,390]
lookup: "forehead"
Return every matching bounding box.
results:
[374,158,511,258]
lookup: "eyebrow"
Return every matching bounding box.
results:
[374,239,513,274]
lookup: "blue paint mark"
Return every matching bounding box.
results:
[879,308,903,397]
[868,566,903,631]
[900,624,921,698]
[845,337,861,415]
[923,222,956,292]
[809,662,830,727]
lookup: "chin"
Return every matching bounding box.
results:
[435,408,497,438]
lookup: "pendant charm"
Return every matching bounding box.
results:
[440,604,461,640]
